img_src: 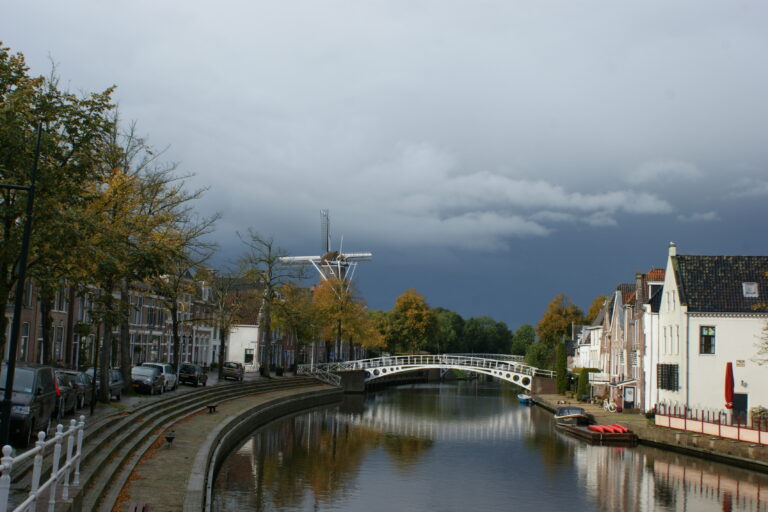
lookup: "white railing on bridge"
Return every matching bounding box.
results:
[0,417,85,512]
[297,365,342,387]
[299,354,555,381]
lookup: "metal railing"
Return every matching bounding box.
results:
[296,365,342,387]
[299,354,555,380]
[0,416,86,512]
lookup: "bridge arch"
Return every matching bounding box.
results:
[299,354,554,391]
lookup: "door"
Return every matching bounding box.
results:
[623,386,636,409]
[733,393,748,425]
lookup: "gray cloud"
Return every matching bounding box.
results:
[677,211,719,223]
[628,160,702,185]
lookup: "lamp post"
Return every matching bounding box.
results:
[0,123,41,446]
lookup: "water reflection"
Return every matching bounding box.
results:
[213,382,768,512]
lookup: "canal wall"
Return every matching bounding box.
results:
[185,387,343,511]
[534,393,768,474]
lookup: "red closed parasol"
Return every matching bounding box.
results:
[724,362,734,410]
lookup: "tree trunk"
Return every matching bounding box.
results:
[218,329,228,379]
[65,287,76,366]
[171,303,181,372]
[99,284,114,402]
[39,289,54,364]
[119,280,132,392]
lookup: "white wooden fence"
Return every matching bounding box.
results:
[0,416,86,512]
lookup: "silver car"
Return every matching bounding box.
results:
[141,362,177,392]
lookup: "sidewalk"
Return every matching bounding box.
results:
[535,393,768,472]
[51,370,265,432]
[113,383,330,512]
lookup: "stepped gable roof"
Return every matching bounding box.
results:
[673,255,768,313]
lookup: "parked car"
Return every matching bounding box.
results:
[131,366,165,395]
[85,368,125,400]
[54,371,78,419]
[179,363,207,387]
[141,362,177,392]
[0,363,57,447]
[222,361,244,381]
[57,370,92,409]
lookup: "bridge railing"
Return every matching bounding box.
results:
[0,417,85,512]
[300,354,551,379]
[297,365,342,387]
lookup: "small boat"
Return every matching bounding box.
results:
[518,393,532,405]
[561,424,638,445]
[554,406,589,426]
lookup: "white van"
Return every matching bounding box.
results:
[141,362,177,392]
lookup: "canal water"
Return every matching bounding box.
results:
[213,382,768,512]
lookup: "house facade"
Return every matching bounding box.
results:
[655,243,768,420]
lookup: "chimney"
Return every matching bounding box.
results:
[668,241,677,257]
[635,272,644,305]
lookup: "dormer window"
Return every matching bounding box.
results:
[743,282,759,298]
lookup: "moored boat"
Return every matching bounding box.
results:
[561,424,638,446]
[518,393,532,405]
[553,406,588,426]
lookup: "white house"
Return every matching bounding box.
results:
[227,324,261,373]
[655,243,768,421]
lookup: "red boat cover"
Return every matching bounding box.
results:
[610,424,629,433]
[588,425,606,433]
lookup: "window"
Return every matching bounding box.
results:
[700,326,716,354]
[743,282,759,298]
[657,364,679,391]
[244,348,254,365]
[19,323,29,360]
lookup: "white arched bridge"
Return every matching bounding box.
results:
[297,354,555,391]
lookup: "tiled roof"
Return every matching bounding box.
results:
[673,255,768,313]
[646,268,665,282]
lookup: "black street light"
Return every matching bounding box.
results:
[0,123,41,447]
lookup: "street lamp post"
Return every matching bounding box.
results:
[0,123,41,447]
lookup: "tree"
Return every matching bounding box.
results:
[555,342,568,393]
[432,307,464,353]
[0,45,115,358]
[272,283,317,365]
[386,289,437,353]
[536,294,583,346]
[461,316,513,354]
[312,278,383,360]
[240,231,303,372]
[525,342,551,369]
[584,295,607,325]
[510,324,535,356]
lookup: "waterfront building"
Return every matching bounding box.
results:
[655,243,768,421]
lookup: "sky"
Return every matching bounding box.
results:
[3,1,768,330]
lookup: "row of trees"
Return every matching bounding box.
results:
[1,45,218,400]
[369,289,537,357]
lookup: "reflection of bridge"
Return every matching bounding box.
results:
[333,403,534,441]
[298,354,555,391]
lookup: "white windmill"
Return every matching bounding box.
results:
[280,210,372,289]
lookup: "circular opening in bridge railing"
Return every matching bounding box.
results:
[382,368,387,373]
[365,371,371,378]
[373,369,380,376]
[513,375,519,382]
[522,377,530,386]
[506,374,510,379]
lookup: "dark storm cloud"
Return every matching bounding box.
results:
[3,0,768,324]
